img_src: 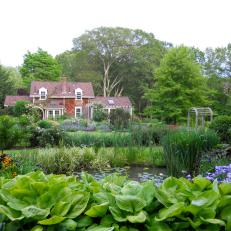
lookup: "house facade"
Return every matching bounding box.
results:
[4,79,132,120]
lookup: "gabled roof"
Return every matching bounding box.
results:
[30,81,94,98]
[91,97,132,108]
[4,96,31,106]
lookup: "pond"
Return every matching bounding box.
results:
[75,165,167,185]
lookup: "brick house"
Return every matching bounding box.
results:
[4,78,132,119]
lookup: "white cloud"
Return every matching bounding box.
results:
[0,0,231,66]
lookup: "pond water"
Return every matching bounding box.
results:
[75,165,167,185]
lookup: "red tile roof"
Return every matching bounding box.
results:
[91,97,132,108]
[4,96,31,106]
[30,81,94,98]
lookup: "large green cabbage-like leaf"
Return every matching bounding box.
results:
[115,195,146,213]
[0,205,24,221]
[219,183,231,195]
[76,215,93,228]
[21,206,49,220]
[191,190,219,207]
[38,215,66,225]
[126,211,146,223]
[148,219,171,231]
[139,181,155,206]
[66,192,90,218]
[59,218,78,230]
[121,181,143,196]
[109,206,127,222]
[86,225,114,231]
[85,202,109,217]
[155,202,185,221]
[51,201,72,217]
[193,176,211,190]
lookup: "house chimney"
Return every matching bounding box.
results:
[61,76,68,94]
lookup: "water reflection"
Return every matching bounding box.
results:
[75,165,167,185]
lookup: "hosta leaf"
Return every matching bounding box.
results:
[86,225,114,231]
[0,205,24,221]
[115,195,146,213]
[31,225,43,231]
[66,192,90,218]
[121,181,143,196]
[85,202,109,217]
[109,206,127,222]
[139,181,155,206]
[51,201,72,217]
[38,216,66,225]
[100,214,115,226]
[76,215,93,228]
[126,211,146,223]
[193,176,211,190]
[191,190,219,207]
[155,202,184,221]
[219,183,231,195]
[21,206,50,220]
[200,217,225,226]
[148,220,171,231]
[59,219,77,230]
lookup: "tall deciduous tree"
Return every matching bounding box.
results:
[145,46,210,123]
[72,27,163,97]
[20,48,61,88]
[0,65,16,108]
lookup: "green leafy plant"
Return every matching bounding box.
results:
[0,115,21,154]
[109,109,130,130]
[93,104,108,122]
[209,115,231,143]
[0,172,230,230]
[161,129,219,177]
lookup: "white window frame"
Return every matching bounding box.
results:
[47,109,61,119]
[75,106,82,118]
[39,87,47,100]
[75,88,82,100]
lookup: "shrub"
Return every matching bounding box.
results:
[161,129,219,177]
[12,100,30,117]
[37,120,53,129]
[109,108,130,130]
[93,103,108,122]
[209,115,231,143]
[0,115,21,153]
[29,127,64,147]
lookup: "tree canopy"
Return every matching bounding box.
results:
[0,65,17,108]
[145,46,210,123]
[20,48,61,88]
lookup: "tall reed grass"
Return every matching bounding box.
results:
[161,129,219,177]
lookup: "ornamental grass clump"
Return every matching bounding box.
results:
[161,129,219,177]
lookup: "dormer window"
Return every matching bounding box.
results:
[75,88,82,100]
[39,87,47,100]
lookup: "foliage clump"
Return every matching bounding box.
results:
[161,129,219,177]
[145,46,210,123]
[0,171,230,230]
[109,108,130,130]
[0,115,21,153]
[93,104,108,122]
[209,115,231,143]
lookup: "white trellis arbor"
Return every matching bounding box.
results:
[187,107,213,128]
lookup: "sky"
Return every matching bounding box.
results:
[0,0,231,67]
